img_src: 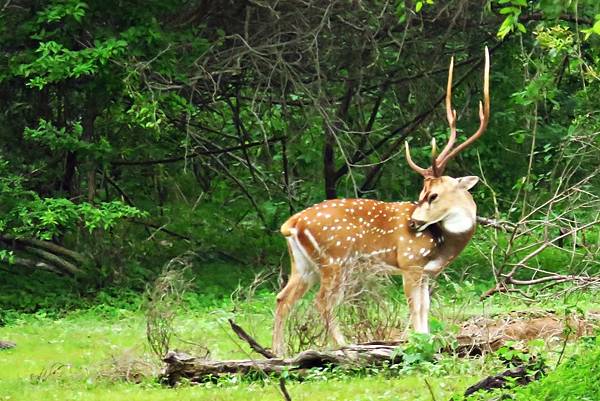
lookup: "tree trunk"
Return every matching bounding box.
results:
[323,123,337,199]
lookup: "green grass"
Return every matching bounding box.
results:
[511,337,600,401]
[1,285,598,401]
[1,255,599,401]
[0,306,483,401]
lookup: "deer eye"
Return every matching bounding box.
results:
[428,193,438,203]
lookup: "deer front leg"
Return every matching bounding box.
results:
[315,264,346,347]
[402,272,429,334]
[419,274,430,334]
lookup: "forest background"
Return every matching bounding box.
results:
[0,1,599,400]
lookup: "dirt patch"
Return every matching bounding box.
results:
[455,310,600,352]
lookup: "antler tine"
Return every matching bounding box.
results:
[435,55,458,167]
[404,141,430,177]
[430,137,439,177]
[437,46,490,173]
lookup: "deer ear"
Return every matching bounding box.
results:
[457,176,479,191]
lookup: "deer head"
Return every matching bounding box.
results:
[406,47,490,233]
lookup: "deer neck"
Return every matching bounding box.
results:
[425,207,476,274]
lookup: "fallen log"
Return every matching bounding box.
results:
[0,340,16,350]
[464,358,545,396]
[162,338,505,385]
[162,344,404,385]
[163,310,593,385]
[162,332,503,385]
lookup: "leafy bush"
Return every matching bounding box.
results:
[511,338,600,401]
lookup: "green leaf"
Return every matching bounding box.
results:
[497,16,514,39]
[500,6,519,14]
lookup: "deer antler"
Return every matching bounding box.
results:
[436,55,458,163]
[436,46,490,173]
[405,47,490,178]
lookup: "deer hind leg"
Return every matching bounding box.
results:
[315,263,346,348]
[273,239,316,356]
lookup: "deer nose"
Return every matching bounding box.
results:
[409,218,425,230]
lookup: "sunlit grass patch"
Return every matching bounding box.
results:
[0,278,598,401]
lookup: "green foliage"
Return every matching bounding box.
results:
[510,337,600,400]
[0,157,143,241]
[0,0,598,320]
[24,119,111,156]
[497,0,528,39]
[5,196,145,240]
[0,2,599,399]
[36,0,89,24]
[17,37,128,89]
[582,14,600,39]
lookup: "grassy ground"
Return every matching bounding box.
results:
[1,282,597,401]
[1,241,599,401]
[0,307,474,401]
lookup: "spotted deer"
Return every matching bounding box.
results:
[273,48,490,356]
